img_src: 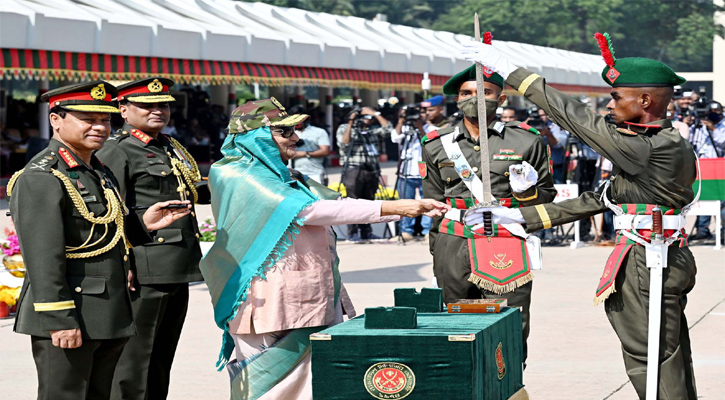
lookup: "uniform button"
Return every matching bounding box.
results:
[101,179,106,186]
[446,177,451,182]
[158,237,165,243]
[195,233,200,238]
[474,145,480,151]
[186,191,190,196]
[472,167,479,173]
[161,171,167,176]
[124,255,128,262]
[504,172,510,177]
[191,212,195,217]
[75,287,82,293]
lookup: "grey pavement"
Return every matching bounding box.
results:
[0,205,723,399]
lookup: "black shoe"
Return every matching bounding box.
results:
[689,231,713,240]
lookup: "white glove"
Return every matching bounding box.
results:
[460,41,517,80]
[464,207,525,229]
[508,161,538,193]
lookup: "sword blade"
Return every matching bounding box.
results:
[474,13,493,204]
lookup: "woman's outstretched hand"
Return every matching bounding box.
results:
[381,199,451,218]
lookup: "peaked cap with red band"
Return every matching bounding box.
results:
[41,80,120,113]
[443,31,504,95]
[594,32,685,87]
[116,77,176,103]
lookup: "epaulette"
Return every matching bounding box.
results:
[516,122,540,135]
[26,150,59,172]
[107,129,131,142]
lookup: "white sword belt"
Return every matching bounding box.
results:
[612,214,685,231]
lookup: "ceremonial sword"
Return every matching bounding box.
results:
[465,13,500,236]
[645,207,666,400]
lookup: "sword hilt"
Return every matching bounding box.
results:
[483,211,494,237]
[652,206,663,240]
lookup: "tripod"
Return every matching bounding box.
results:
[339,118,393,240]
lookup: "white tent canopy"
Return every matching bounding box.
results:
[0,0,607,87]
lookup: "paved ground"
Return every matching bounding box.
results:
[1,225,723,399]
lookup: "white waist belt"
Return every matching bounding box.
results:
[613,214,684,231]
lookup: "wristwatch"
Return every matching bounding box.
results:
[305,152,311,159]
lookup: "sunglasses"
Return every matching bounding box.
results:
[271,126,296,138]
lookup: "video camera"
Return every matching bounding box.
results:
[526,106,546,130]
[400,103,423,123]
[691,86,709,116]
[345,106,374,122]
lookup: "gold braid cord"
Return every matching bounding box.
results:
[6,168,25,197]
[49,169,128,259]
[167,137,202,204]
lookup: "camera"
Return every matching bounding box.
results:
[401,103,422,123]
[526,106,546,130]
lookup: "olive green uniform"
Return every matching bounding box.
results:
[507,67,697,399]
[10,139,146,400]
[422,119,555,361]
[96,123,205,400]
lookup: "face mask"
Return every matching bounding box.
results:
[707,112,723,123]
[457,96,499,119]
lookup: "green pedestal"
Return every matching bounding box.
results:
[311,308,523,400]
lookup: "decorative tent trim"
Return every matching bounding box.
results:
[0,48,449,91]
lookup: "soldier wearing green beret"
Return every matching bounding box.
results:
[95,77,208,400]
[7,81,190,400]
[422,34,556,364]
[462,33,698,399]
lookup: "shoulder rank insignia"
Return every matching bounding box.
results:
[58,147,79,168]
[418,161,427,179]
[421,130,440,145]
[616,127,637,136]
[517,122,540,135]
[131,129,152,144]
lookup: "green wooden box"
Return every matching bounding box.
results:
[310,308,523,400]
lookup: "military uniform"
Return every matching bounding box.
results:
[95,77,206,400]
[501,38,697,398]
[422,116,555,362]
[8,81,146,400]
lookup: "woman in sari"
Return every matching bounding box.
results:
[201,98,449,400]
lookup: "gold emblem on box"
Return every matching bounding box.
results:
[364,362,415,399]
[496,342,506,380]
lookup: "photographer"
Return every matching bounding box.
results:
[336,106,393,242]
[527,107,569,184]
[391,99,441,241]
[289,105,331,184]
[689,100,724,241]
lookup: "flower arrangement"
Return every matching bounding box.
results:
[199,219,217,242]
[1,228,20,257]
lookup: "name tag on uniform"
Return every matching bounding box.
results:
[82,195,97,203]
[438,162,455,168]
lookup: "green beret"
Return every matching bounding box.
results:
[442,64,504,95]
[601,57,686,87]
[594,32,685,88]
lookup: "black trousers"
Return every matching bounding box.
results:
[111,283,189,400]
[342,166,379,238]
[31,335,128,400]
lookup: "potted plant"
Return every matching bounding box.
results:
[198,219,216,256]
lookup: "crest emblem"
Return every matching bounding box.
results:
[147,79,163,93]
[418,161,427,179]
[495,342,506,380]
[364,362,415,400]
[90,84,106,101]
[606,67,620,84]
[482,66,495,78]
[456,165,473,181]
[489,253,513,270]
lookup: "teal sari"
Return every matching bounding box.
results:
[200,127,318,370]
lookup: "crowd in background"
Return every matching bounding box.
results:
[2,86,723,243]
